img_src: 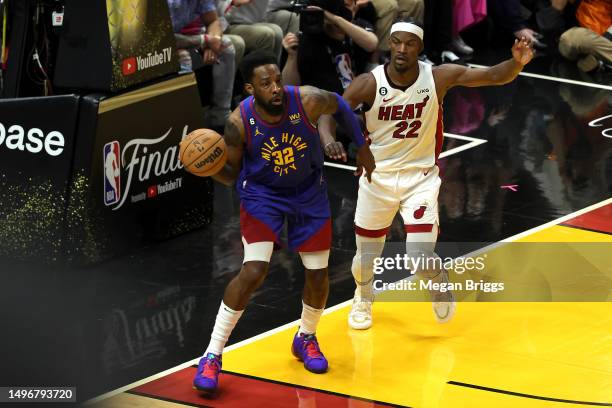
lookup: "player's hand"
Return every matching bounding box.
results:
[282,33,299,55]
[512,37,534,66]
[324,141,347,162]
[355,144,375,182]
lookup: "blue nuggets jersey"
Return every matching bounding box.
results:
[238,86,323,189]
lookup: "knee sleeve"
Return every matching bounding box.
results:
[352,234,386,283]
[299,250,330,270]
[242,237,274,264]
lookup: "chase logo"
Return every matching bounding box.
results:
[103,141,121,206]
[289,113,301,125]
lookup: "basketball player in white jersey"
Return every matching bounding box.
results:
[323,18,534,329]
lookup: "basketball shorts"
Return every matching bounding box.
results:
[238,173,332,252]
[354,165,441,237]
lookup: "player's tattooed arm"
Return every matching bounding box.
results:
[300,73,376,121]
[300,85,340,122]
[212,108,244,186]
[223,111,244,147]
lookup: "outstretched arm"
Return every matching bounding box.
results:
[433,38,534,100]
[212,108,245,186]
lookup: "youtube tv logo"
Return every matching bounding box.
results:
[122,57,137,76]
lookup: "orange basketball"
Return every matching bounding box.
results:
[180,129,227,177]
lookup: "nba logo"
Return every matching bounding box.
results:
[103,141,121,206]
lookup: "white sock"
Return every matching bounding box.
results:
[204,301,244,356]
[298,301,324,335]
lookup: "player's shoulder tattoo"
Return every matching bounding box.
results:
[301,85,333,106]
[300,85,336,118]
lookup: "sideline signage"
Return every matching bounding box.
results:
[65,74,213,264]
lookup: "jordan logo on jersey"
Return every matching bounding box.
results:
[260,132,308,176]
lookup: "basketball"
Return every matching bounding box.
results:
[180,129,227,177]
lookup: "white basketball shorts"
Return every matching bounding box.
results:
[354,165,441,237]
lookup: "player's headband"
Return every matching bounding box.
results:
[390,22,424,41]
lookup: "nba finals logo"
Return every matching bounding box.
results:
[103,141,122,206]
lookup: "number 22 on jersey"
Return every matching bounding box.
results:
[393,120,422,139]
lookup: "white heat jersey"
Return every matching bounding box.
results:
[364,62,443,171]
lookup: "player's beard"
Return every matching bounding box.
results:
[255,93,284,116]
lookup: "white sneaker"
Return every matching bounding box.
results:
[348,297,373,330]
[441,50,460,63]
[432,290,456,323]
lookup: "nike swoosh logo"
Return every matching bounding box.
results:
[382,97,394,103]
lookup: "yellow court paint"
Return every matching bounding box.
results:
[224,226,612,407]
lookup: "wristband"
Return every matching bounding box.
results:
[199,34,205,48]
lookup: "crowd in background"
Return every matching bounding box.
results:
[166,0,612,130]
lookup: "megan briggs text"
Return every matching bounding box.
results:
[374,279,505,293]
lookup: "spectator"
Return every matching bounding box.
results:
[168,0,237,129]
[423,0,460,63]
[370,0,424,53]
[267,0,300,35]
[281,0,377,154]
[487,0,545,47]
[282,0,378,93]
[558,0,612,72]
[450,0,486,55]
[221,0,284,62]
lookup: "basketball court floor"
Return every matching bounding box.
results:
[1,57,610,407]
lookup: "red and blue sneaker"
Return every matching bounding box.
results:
[291,332,328,373]
[193,353,222,392]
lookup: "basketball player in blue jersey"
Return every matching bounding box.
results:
[192,52,376,393]
[321,18,534,330]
